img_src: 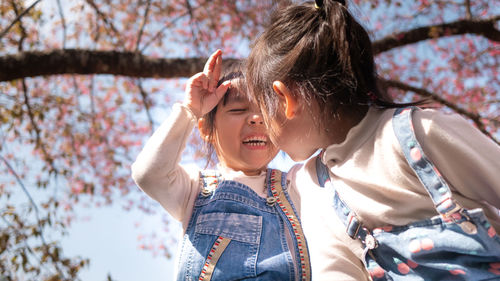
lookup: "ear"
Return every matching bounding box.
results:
[197,118,211,142]
[272,81,298,119]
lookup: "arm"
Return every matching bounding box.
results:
[131,50,231,221]
[413,108,500,208]
[131,103,199,221]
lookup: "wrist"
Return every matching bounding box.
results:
[180,103,201,120]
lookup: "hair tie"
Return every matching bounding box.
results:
[314,0,323,9]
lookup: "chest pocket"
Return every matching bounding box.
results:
[192,212,262,281]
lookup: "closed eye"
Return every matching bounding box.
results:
[228,108,247,113]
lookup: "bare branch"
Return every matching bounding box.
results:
[373,15,500,54]
[56,0,67,48]
[380,78,500,145]
[84,0,125,47]
[139,0,211,52]
[0,0,43,39]
[135,0,152,52]
[464,0,472,20]
[0,154,65,278]
[0,49,239,82]
[10,0,28,50]
[137,79,155,132]
[21,80,59,174]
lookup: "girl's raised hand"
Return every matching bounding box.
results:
[183,50,231,119]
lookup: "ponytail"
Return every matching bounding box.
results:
[247,0,423,133]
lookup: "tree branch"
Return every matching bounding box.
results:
[135,0,152,52]
[56,0,67,48]
[21,80,59,174]
[137,79,154,132]
[380,78,500,145]
[0,154,65,278]
[0,49,239,82]
[84,0,125,47]
[373,15,500,54]
[0,0,43,39]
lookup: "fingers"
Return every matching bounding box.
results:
[215,80,231,100]
[189,72,209,90]
[203,49,222,92]
[211,55,222,91]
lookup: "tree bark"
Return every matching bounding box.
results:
[372,16,500,54]
[1,17,498,82]
[0,49,239,81]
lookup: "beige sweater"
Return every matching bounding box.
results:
[291,106,500,280]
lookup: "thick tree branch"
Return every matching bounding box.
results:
[373,16,500,54]
[380,78,500,145]
[0,49,239,82]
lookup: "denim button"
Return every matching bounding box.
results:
[201,189,212,197]
[438,187,448,194]
[266,197,277,206]
[407,140,416,148]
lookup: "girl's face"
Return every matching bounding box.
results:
[264,82,324,162]
[212,91,278,176]
[268,110,320,162]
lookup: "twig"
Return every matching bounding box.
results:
[0,0,43,39]
[135,0,152,52]
[56,0,67,48]
[381,78,499,145]
[137,79,155,132]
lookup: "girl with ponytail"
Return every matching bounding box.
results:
[246,1,500,280]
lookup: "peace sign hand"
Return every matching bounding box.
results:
[183,50,231,119]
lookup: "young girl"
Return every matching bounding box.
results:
[245,0,500,280]
[131,50,311,281]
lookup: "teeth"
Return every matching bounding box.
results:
[243,136,267,145]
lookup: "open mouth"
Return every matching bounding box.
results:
[242,136,267,147]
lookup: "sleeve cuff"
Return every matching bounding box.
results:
[176,103,198,123]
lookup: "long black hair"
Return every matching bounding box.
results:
[246,0,424,133]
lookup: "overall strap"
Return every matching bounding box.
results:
[267,169,311,281]
[392,107,463,217]
[199,170,223,197]
[315,156,377,249]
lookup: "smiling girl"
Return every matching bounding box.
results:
[131,50,311,281]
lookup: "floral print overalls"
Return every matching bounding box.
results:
[317,107,500,280]
[177,169,311,281]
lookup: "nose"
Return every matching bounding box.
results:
[248,113,264,125]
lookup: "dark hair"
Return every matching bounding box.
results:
[246,0,423,134]
[199,64,245,167]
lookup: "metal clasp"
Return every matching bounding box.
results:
[362,228,378,250]
[201,188,212,197]
[266,197,277,206]
[445,208,477,235]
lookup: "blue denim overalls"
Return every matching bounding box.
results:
[316,107,500,280]
[177,169,311,281]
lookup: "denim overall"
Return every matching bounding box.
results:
[316,107,500,280]
[177,169,311,281]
